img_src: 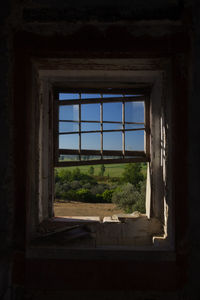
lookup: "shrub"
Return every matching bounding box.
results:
[112,183,142,213]
[132,197,145,213]
[54,169,59,183]
[70,180,81,190]
[60,190,78,201]
[102,189,114,203]
[95,193,104,203]
[56,168,72,182]
[71,168,81,181]
[76,188,93,202]
[109,177,120,183]
[62,183,70,192]
[82,182,92,190]
[91,184,106,195]
[132,180,146,213]
[55,182,63,199]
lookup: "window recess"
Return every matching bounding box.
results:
[54,91,150,167]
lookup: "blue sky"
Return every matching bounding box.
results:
[59,93,144,151]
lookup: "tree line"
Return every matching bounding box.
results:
[55,163,146,213]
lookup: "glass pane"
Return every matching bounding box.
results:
[81,122,100,131]
[59,134,79,149]
[125,130,144,151]
[81,93,101,99]
[59,122,78,133]
[103,123,122,130]
[103,94,140,98]
[59,154,79,161]
[103,94,123,98]
[125,124,145,130]
[125,102,144,123]
[59,105,79,121]
[103,102,122,122]
[59,93,79,100]
[103,155,123,159]
[81,104,100,121]
[103,132,122,150]
[81,155,101,161]
[82,133,101,150]
[124,94,142,97]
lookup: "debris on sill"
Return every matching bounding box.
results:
[37,223,80,237]
[103,215,120,223]
[33,219,95,245]
[54,216,101,223]
[112,211,142,223]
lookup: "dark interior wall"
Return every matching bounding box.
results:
[0,0,200,299]
[188,1,200,298]
[23,0,183,22]
[0,1,13,299]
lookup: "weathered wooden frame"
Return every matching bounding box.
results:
[54,90,150,167]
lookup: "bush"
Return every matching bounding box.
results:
[70,180,81,190]
[132,197,145,213]
[112,183,143,213]
[132,180,146,213]
[60,190,78,201]
[76,188,93,202]
[56,168,72,182]
[55,182,63,199]
[109,177,120,183]
[62,183,70,192]
[91,184,107,195]
[82,182,92,190]
[102,189,113,203]
[95,193,104,203]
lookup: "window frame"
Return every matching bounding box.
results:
[53,88,150,167]
[28,61,174,252]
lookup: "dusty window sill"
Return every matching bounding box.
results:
[26,215,174,261]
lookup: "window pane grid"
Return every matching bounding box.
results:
[57,96,145,104]
[59,128,145,135]
[100,95,103,157]
[56,92,147,161]
[59,120,144,125]
[78,93,81,160]
[122,97,125,157]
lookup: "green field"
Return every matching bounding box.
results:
[56,163,147,178]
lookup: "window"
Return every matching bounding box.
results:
[54,90,150,167]
[30,61,173,251]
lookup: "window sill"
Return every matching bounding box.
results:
[27,215,174,260]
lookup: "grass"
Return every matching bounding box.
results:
[56,163,147,178]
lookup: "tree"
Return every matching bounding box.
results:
[89,166,94,176]
[99,164,105,176]
[122,163,144,190]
